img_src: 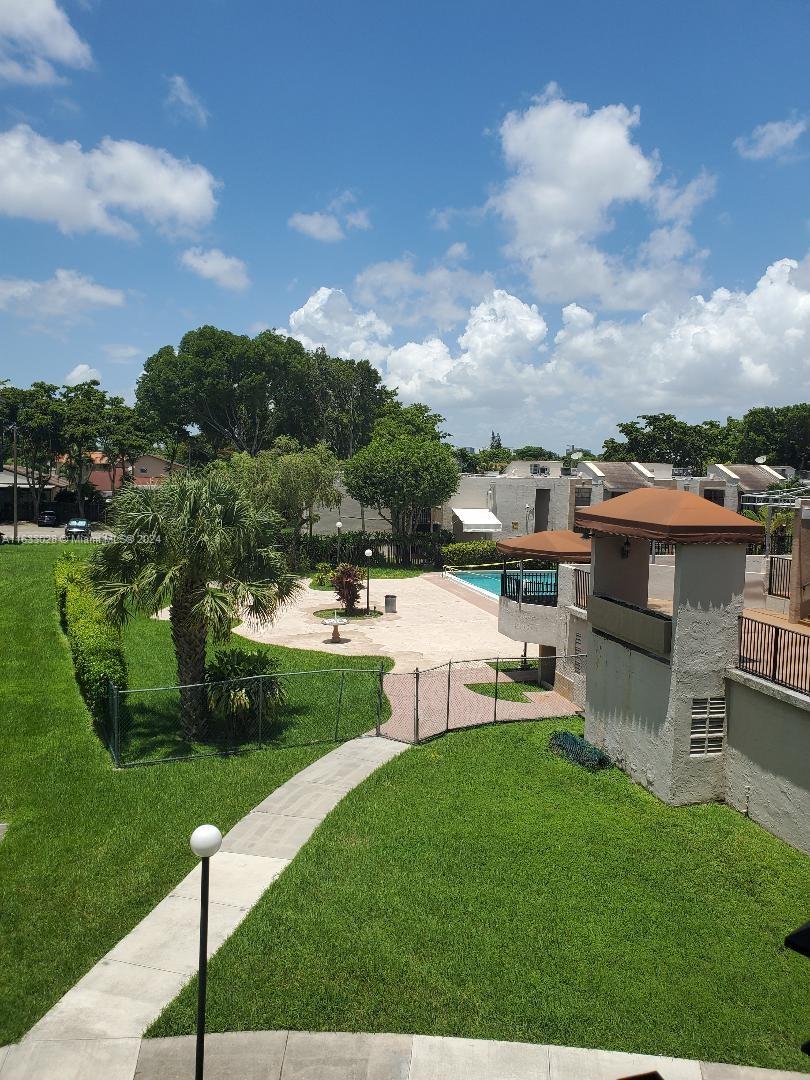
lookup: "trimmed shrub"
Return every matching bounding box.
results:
[54,554,127,731]
[206,647,285,741]
[549,730,612,772]
[312,562,333,587]
[441,540,500,567]
[332,563,364,613]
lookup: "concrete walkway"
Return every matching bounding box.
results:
[4,1029,805,1080]
[2,737,407,1080]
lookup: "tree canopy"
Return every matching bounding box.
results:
[343,434,460,539]
[135,327,394,458]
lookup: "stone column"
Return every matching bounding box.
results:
[788,499,810,624]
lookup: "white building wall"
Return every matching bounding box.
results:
[725,670,810,853]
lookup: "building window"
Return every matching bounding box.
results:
[574,487,592,507]
[530,464,549,476]
[690,698,725,755]
[703,489,724,506]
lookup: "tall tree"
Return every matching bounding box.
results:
[89,470,299,737]
[17,383,64,519]
[59,381,109,514]
[98,398,154,493]
[228,440,342,567]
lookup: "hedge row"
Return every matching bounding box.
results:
[54,554,127,735]
[440,540,501,567]
[549,730,612,772]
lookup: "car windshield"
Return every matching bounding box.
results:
[68,519,88,527]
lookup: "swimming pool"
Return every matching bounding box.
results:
[451,569,557,597]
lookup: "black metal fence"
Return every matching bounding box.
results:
[298,530,449,569]
[500,570,558,605]
[767,555,792,599]
[738,616,810,696]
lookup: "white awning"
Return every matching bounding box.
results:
[452,508,502,533]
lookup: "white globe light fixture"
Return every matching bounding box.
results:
[190,823,222,859]
[364,548,373,558]
[189,823,222,1080]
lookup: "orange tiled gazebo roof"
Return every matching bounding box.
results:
[575,487,765,544]
[496,529,592,562]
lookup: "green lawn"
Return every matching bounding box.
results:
[465,680,538,702]
[149,720,810,1072]
[0,545,389,1044]
[119,612,390,765]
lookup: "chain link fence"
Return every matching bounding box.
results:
[104,651,586,767]
[381,654,584,745]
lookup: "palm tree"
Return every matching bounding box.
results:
[88,469,299,738]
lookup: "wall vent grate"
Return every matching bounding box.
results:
[690,697,725,755]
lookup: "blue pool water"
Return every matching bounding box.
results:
[452,570,557,596]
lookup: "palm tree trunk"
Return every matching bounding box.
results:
[170,588,208,739]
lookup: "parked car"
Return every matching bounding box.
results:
[64,518,91,541]
[37,510,57,527]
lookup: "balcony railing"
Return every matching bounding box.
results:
[574,567,590,610]
[738,615,810,696]
[768,555,792,600]
[501,570,558,606]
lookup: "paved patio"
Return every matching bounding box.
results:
[236,573,531,672]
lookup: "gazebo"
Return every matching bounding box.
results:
[575,488,764,807]
[496,528,591,563]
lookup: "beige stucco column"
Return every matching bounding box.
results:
[788,499,810,624]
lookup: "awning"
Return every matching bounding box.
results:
[452,508,502,533]
[497,529,591,562]
[575,487,765,544]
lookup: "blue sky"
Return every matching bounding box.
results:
[1,0,809,451]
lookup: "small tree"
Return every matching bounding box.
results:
[343,434,460,561]
[331,563,364,613]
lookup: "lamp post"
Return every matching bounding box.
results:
[190,824,223,1080]
[336,520,342,566]
[364,547,372,614]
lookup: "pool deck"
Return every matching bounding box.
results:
[236,573,528,672]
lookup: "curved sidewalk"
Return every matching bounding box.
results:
[1,736,407,1080]
[3,1029,804,1080]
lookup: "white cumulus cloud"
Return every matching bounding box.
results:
[734,115,808,161]
[489,85,714,311]
[165,75,209,128]
[286,286,391,364]
[180,247,250,290]
[0,268,124,321]
[288,191,371,242]
[102,344,140,364]
[64,363,101,385]
[0,124,220,239]
[0,0,92,85]
[355,254,494,331]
